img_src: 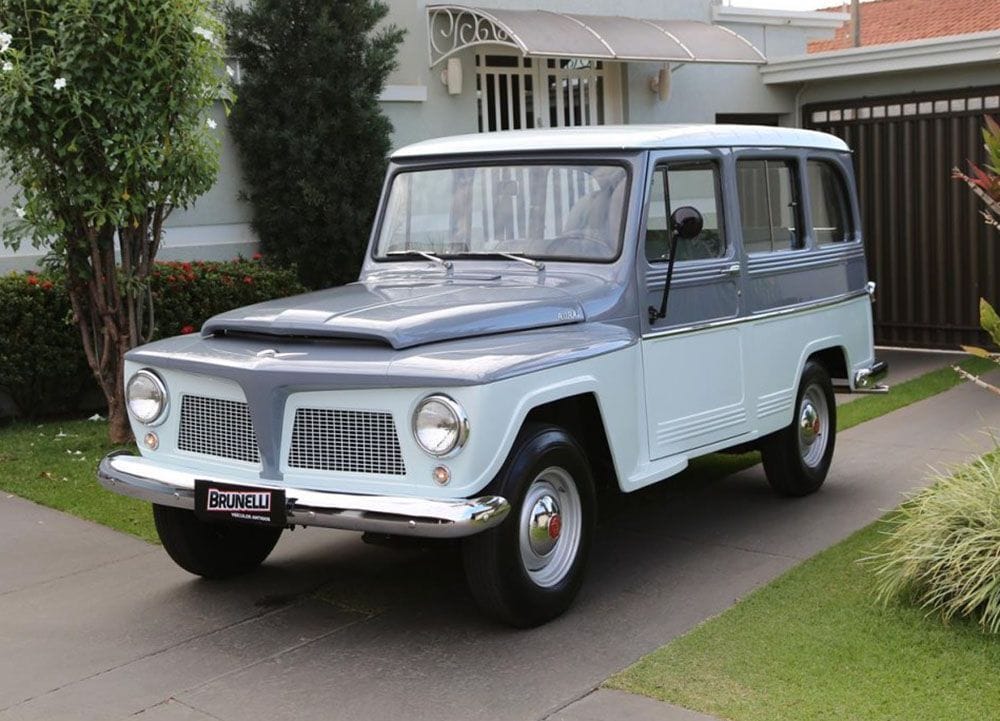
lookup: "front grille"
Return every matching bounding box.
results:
[288,408,406,475]
[177,395,260,464]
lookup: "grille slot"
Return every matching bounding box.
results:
[178,395,260,464]
[288,408,406,475]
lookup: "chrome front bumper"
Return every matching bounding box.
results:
[98,452,510,538]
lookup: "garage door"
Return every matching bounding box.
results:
[805,87,1000,349]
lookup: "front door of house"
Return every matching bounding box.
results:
[475,53,622,132]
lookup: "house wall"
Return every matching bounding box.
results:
[0,0,833,271]
[799,63,1000,108]
[379,1,814,146]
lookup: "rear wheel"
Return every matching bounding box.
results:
[153,504,282,579]
[462,423,595,627]
[761,360,836,497]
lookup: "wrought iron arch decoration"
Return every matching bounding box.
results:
[429,6,522,66]
[426,4,766,68]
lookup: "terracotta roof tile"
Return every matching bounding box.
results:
[808,0,1000,53]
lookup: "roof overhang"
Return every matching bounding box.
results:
[711,4,849,30]
[427,4,766,67]
[762,30,1000,84]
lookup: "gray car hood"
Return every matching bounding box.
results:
[201,276,586,349]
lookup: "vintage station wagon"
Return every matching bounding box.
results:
[100,125,886,626]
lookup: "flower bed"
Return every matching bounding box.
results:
[0,256,304,417]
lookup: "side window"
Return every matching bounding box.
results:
[644,162,725,263]
[736,159,802,254]
[807,160,853,245]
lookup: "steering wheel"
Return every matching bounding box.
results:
[545,230,612,258]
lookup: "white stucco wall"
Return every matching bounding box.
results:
[11,0,982,271]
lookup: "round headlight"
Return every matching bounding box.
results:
[413,395,469,457]
[126,369,167,425]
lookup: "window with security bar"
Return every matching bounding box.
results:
[475,53,619,132]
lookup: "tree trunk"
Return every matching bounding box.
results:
[106,371,132,444]
[65,230,137,445]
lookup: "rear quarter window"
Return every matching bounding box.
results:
[807,160,854,245]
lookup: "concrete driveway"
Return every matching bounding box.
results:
[1,350,996,721]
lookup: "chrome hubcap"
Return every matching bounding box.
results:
[519,467,581,588]
[527,494,562,556]
[797,385,829,468]
[799,402,820,445]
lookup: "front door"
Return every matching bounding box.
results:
[640,151,748,460]
[475,52,622,132]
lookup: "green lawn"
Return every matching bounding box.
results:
[607,355,1000,721]
[837,356,996,431]
[607,519,1000,721]
[0,355,994,547]
[0,419,156,542]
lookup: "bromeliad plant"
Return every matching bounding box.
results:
[953,116,1000,392]
[0,1,231,442]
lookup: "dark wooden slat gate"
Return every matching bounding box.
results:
[804,88,1000,349]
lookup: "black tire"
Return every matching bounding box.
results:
[152,504,282,579]
[462,423,596,628]
[761,360,836,497]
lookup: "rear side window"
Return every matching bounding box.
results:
[736,159,802,254]
[807,160,853,244]
[645,161,725,263]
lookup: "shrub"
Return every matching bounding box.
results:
[0,271,93,416]
[0,258,304,418]
[867,453,1000,633]
[150,256,304,337]
[225,0,404,289]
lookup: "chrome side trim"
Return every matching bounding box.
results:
[98,452,509,539]
[644,288,869,340]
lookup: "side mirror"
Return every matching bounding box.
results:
[648,206,705,324]
[671,206,703,240]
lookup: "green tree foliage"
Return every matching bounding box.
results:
[225,0,404,289]
[0,0,229,441]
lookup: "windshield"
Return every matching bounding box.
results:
[374,163,628,262]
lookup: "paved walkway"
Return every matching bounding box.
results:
[1,350,995,721]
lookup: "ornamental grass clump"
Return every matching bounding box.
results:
[868,453,1000,633]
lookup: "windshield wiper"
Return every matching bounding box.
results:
[386,250,453,269]
[455,251,544,272]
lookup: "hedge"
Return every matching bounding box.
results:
[0,256,305,418]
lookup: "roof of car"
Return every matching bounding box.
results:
[391,124,849,159]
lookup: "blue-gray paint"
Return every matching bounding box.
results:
[201,274,594,349]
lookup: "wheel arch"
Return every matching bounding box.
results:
[522,392,620,496]
[807,345,849,384]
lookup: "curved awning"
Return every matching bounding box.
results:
[427,5,766,66]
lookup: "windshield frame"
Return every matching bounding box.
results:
[369,154,634,266]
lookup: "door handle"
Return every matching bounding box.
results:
[719,263,741,275]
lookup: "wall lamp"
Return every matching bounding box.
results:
[649,65,671,103]
[440,57,463,96]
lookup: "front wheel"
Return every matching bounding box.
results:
[760,360,836,497]
[462,423,595,627]
[153,504,283,579]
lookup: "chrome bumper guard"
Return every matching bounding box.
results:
[98,452,510,539]
[853,360,889,394]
